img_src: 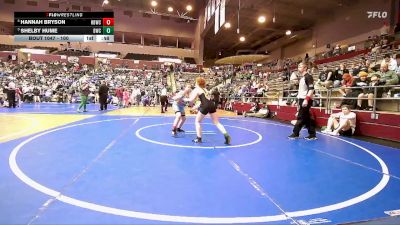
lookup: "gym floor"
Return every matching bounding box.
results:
[0,103,399,225]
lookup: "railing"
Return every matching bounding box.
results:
[224,85,400,118]
[282,85,400,115]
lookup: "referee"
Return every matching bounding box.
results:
[288,62,317,140]
[160,86,168,113]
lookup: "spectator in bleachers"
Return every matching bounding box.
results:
[333,44,341,56]
[376,63,399,86]
[380,38,391,50]
[380,21,390,36]
[338,73,356,108]
[44,89,52,102]
[322,105,356,136]
[395,54,400,74]
[304,53,310,63]
[360,58,372,73]
[354,72,371,109]
[286,70,300,105]
[381,54,397,71]
[350,63,361,77]
[364,37,374,50]
[371,43,381,54]
[256,83,267,97]
[333,64,348,87]
[359,74,386,111]
[315,66,333,90]
[244,105,270,119]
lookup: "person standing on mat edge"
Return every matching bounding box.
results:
[98,80,109,111]
[171,85,191,137]
[160,85,168,113]
[185,77,231,145]
[6,78,16,108]
[77,80,90,113]
[288,62,317,140]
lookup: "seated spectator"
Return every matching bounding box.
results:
[371,44,381,54]
[333,64,348,87]
[380,38,390,50]
[248,101,261,113]
[364,37,373,50]
[355,72,371,109]
[381,54,397,71]
[350,63,360,77]
[44,89,52,102]
[338,73,355,97]
[286,70,299,105]
[315,66,333,90]
[322,105,356,136]
[338,73,356,108]
[375,63,399,96]
[333,44,341,56]
[359,74,386,111]
[142,94,151,107]
[256,84,267,97]
[360,58,373,73]
[395,54,400,74]
[244,105,269,118]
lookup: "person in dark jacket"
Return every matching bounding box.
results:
[6,81,16,108]
[98,81,109,111]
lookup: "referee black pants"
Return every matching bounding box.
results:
[292,98,316,136]
[160,95,168,112]
[7,90,16,108]
[99,95,107,110]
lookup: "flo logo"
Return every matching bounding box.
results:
[367,11,388,19]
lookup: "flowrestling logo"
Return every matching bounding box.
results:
[367,11,388,19]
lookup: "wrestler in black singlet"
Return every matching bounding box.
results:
[198,89,217,115]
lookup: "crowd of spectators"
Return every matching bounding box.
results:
[0,60,169,108]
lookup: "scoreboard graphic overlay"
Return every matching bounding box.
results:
[14,12,114,42]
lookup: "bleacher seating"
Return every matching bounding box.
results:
[0,44,27,51]
[124,53,178,61]
[33,46,58,53]
[184,57,196,64]
[55,50,91,56]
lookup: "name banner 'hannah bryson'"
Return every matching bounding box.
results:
[14,12,113,18]
[13,12,114,42]
[15,19,105,26]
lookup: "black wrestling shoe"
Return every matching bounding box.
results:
[224,135,231,145]
[288,133,300,139]
[192,137,202,143]
[177,128,185,132]
[304,135,318,140]
[171,130,177,137]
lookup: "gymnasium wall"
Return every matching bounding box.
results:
[312,0,391,46]
[194,8,205,65]
[273,0,392,59]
